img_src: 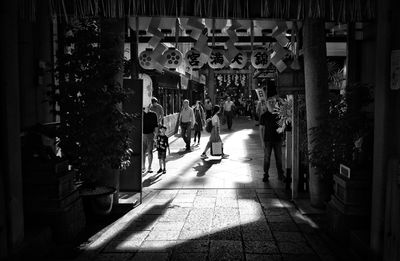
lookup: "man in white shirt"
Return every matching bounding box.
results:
[223,96,235,130]
[179,99,195,151]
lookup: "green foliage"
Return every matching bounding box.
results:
[50,18,135,184]
[309,84,374,178]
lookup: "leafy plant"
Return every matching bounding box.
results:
[308,83,374,178]
[50,18,135,186]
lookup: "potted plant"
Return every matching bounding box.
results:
[308,83,374,198]
[50,18,135,216]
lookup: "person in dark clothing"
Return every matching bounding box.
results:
[156,125,170,174]
[259,98,285,182]
[193,101,206,145]
[143,105,158,174]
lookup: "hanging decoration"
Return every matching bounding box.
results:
[251,48,270,69]
[185,18,212,60]
[224,20,241,63]
[185,48,206,70]
[208,49,227,69]
[164,48,183,70]
[139,48,155,70]
[229,51,248,69]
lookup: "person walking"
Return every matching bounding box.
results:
[259,98,285,182]
[149,97,164,126]
[223,96,235,130]
[204,98,213,119]
[178,99,195,151]
[201,105,226,159]
[193,100,206,145]
[142,105,158,174]
[156,125,170,174]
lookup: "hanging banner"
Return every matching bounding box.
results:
[229,51,248,69]
[208,49,227,69]
[251,49,270,69]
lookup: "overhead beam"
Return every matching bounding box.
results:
[130,35,346,44]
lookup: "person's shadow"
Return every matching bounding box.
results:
[193,159,222,177]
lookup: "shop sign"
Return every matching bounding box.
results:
[229,51,248,69]
[251,49,270,69]
[208,49,227,69]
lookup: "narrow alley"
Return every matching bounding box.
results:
[55,117,350,261]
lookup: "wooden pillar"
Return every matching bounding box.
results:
[36,0,54,124]
[291,93,300,199]
[0,0,24,257]
[371,0,400,260]
[207,68,216,104]
[303,18,330,208]
[99,18,126,203]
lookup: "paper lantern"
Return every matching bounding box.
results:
[185,49,206,70]
[229,51,248,69]
[139,48,154,70]
[164,48,183,70]
[251,49,270,69]
[208,49,227,69]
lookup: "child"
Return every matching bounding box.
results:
[156,125,170,174]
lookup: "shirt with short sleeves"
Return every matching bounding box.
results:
[143,111,158,134]
[260,111,283,142]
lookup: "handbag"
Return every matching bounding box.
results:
[211,142,223,156]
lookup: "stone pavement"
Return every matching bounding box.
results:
[55,117,349,261]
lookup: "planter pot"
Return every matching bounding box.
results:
[80,186,116,216]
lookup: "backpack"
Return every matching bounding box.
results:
[205,118,213,133]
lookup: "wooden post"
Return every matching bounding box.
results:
[291,92,300,200]
[0,0,24,257]
[370,0,391,259]
[303,18,330,208]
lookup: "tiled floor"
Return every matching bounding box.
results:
[56,117,348,261]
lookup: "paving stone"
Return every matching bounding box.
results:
[146,230,181,241]
[209,240,244,261]
[266,214,293,223]
[103,240,143,253]
[242,228,274,241]
[277,241,314,254]
[152,221,185,231]
[170,252,208,261]
[246,254,282,261]
[244,240,279,254]
[179,229,209,240]
[209,227,242,240]
[263,207,289,216]
[273,232,306,242]
[113,230,151,242]
[129,252,170,261]
[242,219,270,231]
[303,234,334,255]
[95,253,133,261]
[269,222,299,232]
[281,254,321,261]
[139,240,176,252]
[174,240,209,253]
